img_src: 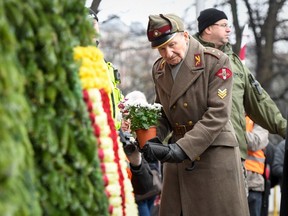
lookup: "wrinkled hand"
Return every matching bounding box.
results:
[142,137,188,163]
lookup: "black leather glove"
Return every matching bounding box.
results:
[142,137,188,163]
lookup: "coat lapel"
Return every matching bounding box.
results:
[153,59,174,96]
[169,37,205,108]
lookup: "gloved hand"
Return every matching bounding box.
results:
[142,137,188,163]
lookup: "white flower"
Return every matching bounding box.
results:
[118,100,162,131]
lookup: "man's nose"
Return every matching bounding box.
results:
[226,26,232,33]
[164,48,174,58]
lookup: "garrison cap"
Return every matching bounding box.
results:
[147,14,184,48]
[197,8,227,33]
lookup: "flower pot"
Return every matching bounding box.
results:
[135,126,157,149]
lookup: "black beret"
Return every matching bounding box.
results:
[147,14,184,48]
[197,8,228,33]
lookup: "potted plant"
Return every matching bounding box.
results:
[118,99,162,147]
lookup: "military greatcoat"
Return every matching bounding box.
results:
[153,36,249,216]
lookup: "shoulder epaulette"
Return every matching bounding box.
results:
[203,47,224,59]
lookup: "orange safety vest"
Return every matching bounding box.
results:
[125,156,132,180]
[244,116,266,175]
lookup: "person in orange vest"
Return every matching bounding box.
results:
[245,116,269,216]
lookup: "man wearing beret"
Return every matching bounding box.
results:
[193,7,287,216]
[142,13,249,216]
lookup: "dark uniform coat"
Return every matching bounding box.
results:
[152,36,249,216]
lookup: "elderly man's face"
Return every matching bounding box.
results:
[157,32,189,66]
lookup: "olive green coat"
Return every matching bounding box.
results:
[153,36,249,216]
[194,33,287,159]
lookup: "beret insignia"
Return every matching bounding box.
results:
[153,30,161,37]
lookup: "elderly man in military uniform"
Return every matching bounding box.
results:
[142,14,249,216]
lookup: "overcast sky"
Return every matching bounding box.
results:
[96,0,206,26]
[85,0,256,45]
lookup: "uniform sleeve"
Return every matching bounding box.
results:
[242,65,287,138]
[130,158,154,195]
[156,109,172,141]
[246,124,269,151]
[272,141,285,179]
[152,65,172,141]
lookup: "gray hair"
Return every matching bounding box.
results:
[125,91,147,103]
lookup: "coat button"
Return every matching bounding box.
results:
[188,121,193,125]
[175,123,179,126]
[173,105,176,109]
[183,103,188,107]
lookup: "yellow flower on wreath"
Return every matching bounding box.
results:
[74,46,111,93]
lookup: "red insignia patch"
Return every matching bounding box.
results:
[215,68,232,80]
[194,54,202,67]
